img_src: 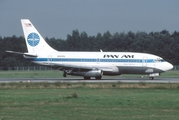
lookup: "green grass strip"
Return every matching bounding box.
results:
[0,84,179,120]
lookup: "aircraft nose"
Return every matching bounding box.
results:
[166,62,173,71]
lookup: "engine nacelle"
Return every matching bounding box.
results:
[103,66,120,75]
[84,69,103,77]
[66,69,103,78]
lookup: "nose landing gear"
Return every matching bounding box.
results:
[149,73,160,80]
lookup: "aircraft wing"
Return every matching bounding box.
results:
[50,63,115,72]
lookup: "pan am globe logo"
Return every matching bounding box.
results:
[27,33,40,47]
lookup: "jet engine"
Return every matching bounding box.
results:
[84,69,103,79]
[65,69,103,79]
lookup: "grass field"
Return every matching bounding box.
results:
[0,70,179,120]
[0,70,178,78]
[1,83,179,120]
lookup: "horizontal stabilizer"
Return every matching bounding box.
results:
[6,51,38,57]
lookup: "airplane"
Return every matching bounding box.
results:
[6,19,173,80]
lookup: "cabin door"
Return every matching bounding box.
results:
[48,55,52,64]
[96,58,100,64]
[142,56,147,66]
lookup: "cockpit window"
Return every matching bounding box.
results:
[160,59,165,62]
[154,58,165,62]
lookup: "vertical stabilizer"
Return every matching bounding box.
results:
[21,19,57,54]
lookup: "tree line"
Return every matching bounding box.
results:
[0,30,179,70]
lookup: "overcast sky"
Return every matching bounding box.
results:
[0,0,179,39]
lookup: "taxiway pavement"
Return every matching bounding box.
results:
[0,78,179,83]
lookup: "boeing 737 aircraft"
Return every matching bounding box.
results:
[7,19,173,80]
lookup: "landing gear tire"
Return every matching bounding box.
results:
[95,76,102,80]
[84,77,91,80]
[149,77,154,80]
[63,74,66,77]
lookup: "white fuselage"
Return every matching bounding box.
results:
[26,51,173,76]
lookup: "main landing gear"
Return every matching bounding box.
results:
[63,69,67,77]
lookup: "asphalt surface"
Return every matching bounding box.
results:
[0,78,179,83]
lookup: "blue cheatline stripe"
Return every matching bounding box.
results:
[26,58,165,63]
